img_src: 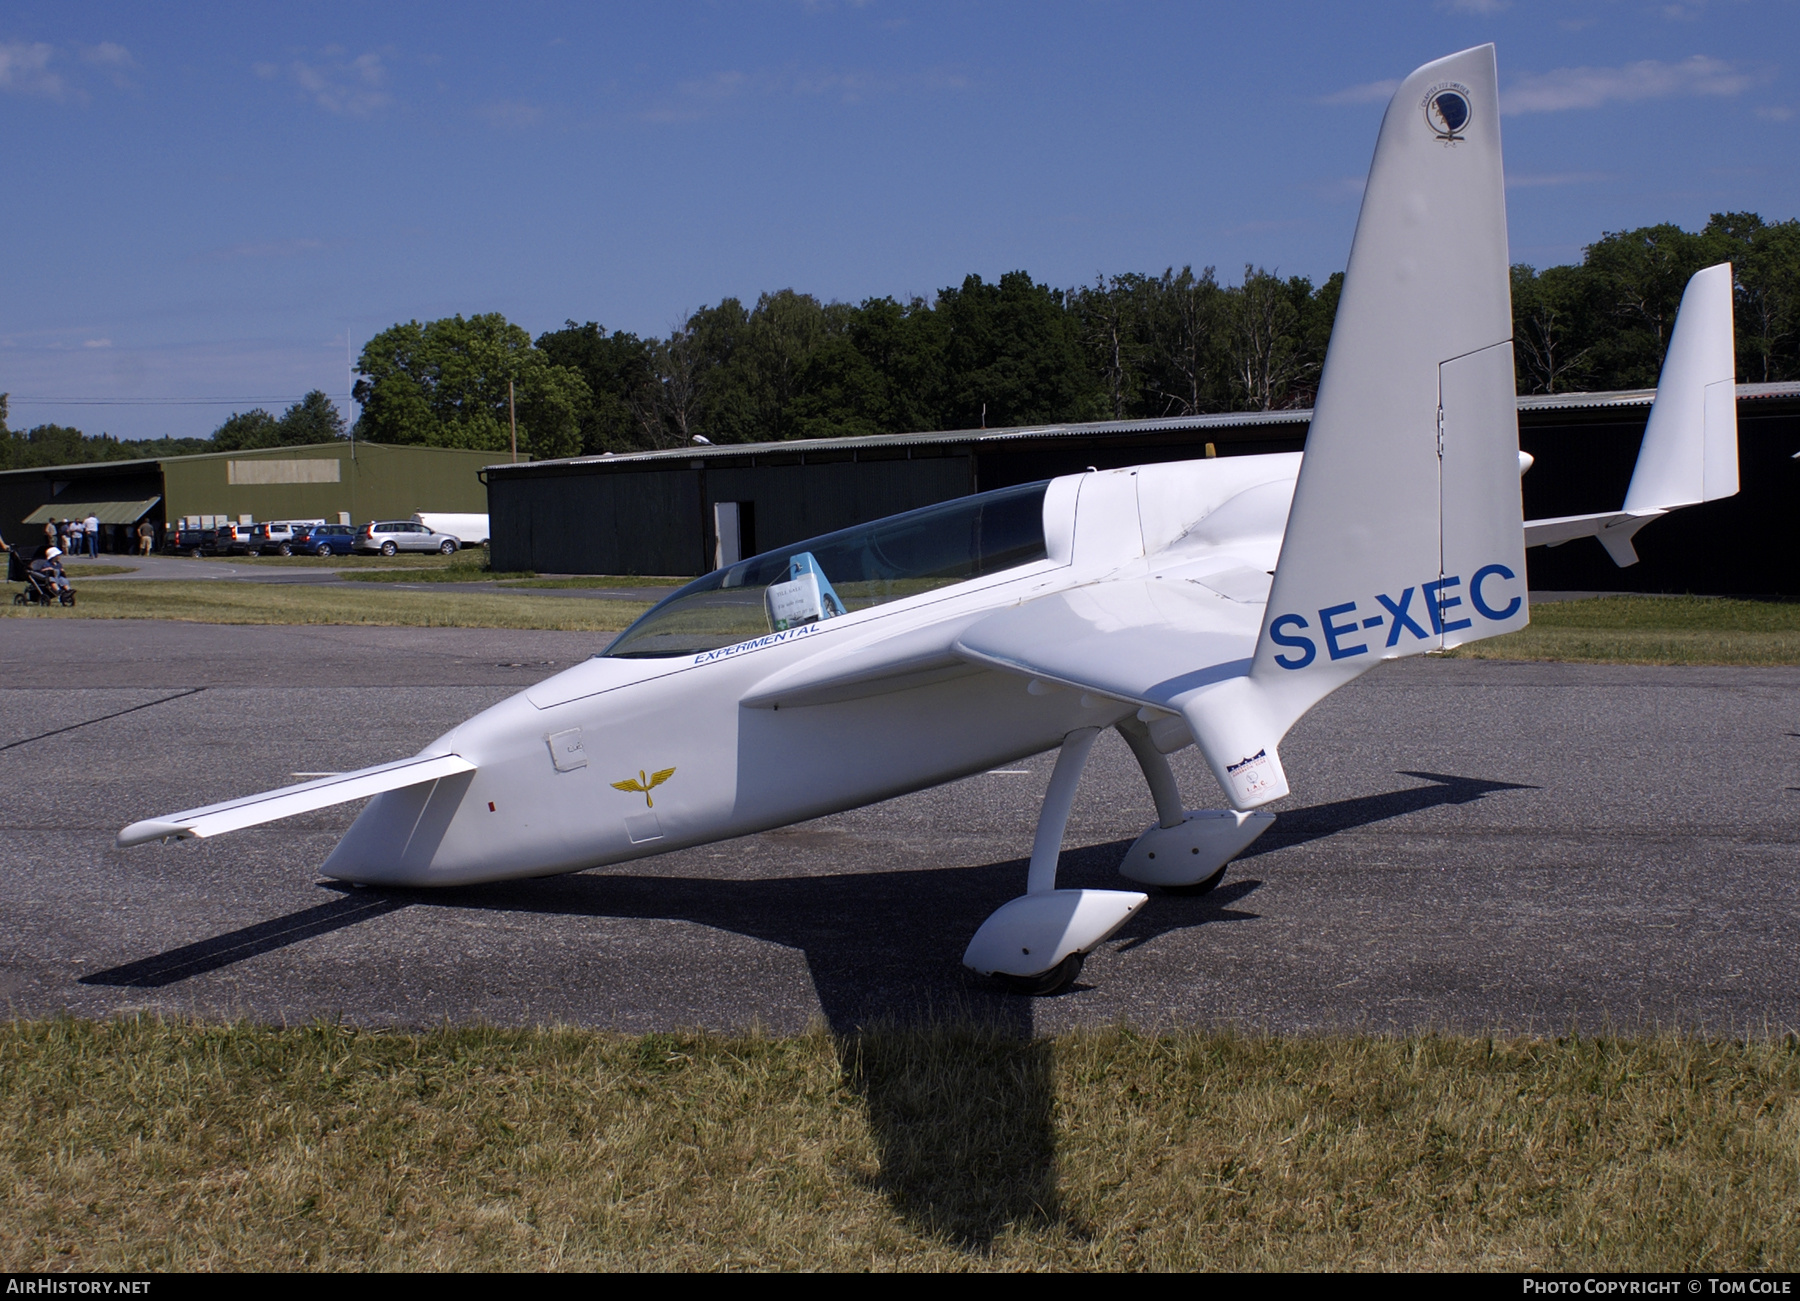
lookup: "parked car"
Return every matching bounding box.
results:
[354,520,460,556]
[164,526,220,558]
[253,519,328,556]
[214,522,260,555]
[291,523,358,557]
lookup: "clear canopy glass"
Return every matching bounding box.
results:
[603,481,1052,659]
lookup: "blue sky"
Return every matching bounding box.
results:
[3,1,1795,440]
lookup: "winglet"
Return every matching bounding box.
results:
[1520,262,1739,567]
[1624,263,1739,513]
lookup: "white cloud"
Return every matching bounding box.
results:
[285,51,390,116]
[1440,0,1509,13]
[80,42,133,67]
[0,41,67,100]
[204,238,327,261]
[481,100,542,129]
[82,338,112,349]
[1309,176,1367,202]
[80,41,135,89]
[1318,78,1400,106]
[1501,55,1755,114]
[1505,171,1615,188]
[638,64,972,122]
[1756,104,1793,121]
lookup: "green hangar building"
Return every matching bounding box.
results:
[485,382,1800,596]
[0,441,494,553]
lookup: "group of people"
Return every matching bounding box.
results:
[43,513,102,560]
[34,514,155,558]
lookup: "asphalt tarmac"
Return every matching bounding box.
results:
[2,619,1795,1037]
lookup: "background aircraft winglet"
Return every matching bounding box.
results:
[1523,262,1739,566]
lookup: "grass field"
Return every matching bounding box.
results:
[1452,596,1800,666]
[1,1017,1794,1271]
[1,579,648,632]
[6,572,1795,665]
[59,563,140,578]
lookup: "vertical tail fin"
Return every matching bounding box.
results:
[1179,45,1528,809]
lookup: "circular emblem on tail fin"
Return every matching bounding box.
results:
[1423,83,1472,140]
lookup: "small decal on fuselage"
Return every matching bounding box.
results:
[692,621,825,666]
[613,767,676,808]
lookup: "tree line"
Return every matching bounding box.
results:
[5,211,1796,468]
[0,390,346,471]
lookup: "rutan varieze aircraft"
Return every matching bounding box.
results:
[121,46,1739,995]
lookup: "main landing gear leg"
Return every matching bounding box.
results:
[963,727,1147,995]
[1115,717,1274,895]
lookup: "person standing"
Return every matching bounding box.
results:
[68,517,85,558]
[43,520,57,554]
[84,512,100,558]
[138,519,155,557]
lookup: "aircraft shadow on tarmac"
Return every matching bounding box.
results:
[82,769,1533,1024]
[79,767,1531,1249]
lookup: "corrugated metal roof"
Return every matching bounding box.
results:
[23,497,161,525]
[0,439,485,482]
[491,380,1800,475]
[505,406,1310,473]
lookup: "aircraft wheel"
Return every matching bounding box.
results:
[1001,951,1084,996]
[1161,864,1228,897]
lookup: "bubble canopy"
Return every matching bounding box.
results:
[603,481,1052,659]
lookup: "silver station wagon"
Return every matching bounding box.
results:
[355,520,461,556]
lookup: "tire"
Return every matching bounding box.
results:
[278,544,293,557]
[1001,951,1085,997]
[189,547,203,559]
[439,540,457,555]
[59,591,75,607]
[379,541,397,557]
[11,594,23,606]
[1161,864,1229,897]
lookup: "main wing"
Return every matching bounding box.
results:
[953,561,1265,714]
[117,752,475,847]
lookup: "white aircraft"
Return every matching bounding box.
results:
[119,47,1739,995]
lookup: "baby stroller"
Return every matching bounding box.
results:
[11,551,75,607]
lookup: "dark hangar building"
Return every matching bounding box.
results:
[485,383,1800,595]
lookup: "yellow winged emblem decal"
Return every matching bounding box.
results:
[611,767,676,808]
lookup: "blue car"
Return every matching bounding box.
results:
[292,523,357,556]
